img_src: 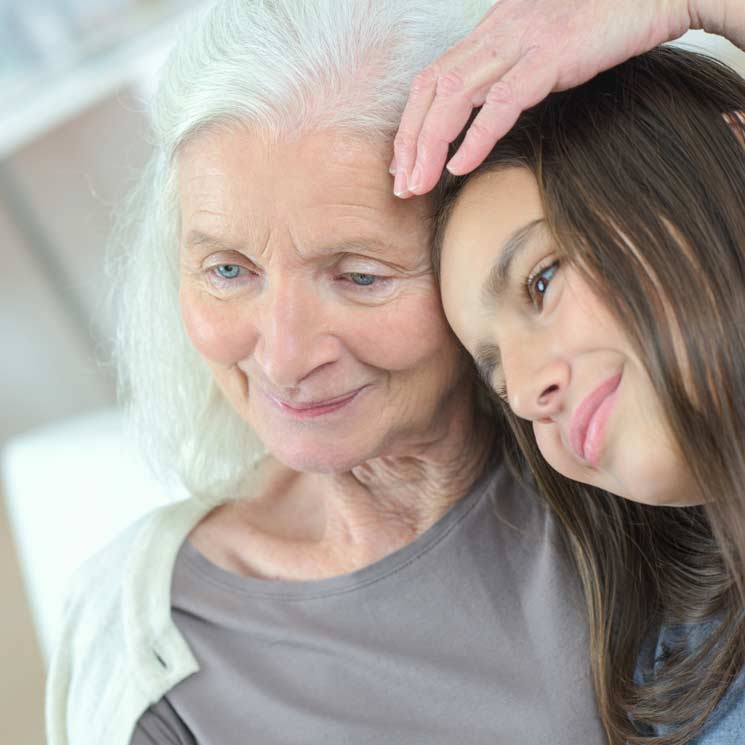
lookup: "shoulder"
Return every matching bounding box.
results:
[692,676,745,744]
[474,460,579,597]
[487,460,560,542]
[638,623,745,744]
[60,498,206,626]
[683,622,745,745]
[46,497,212,745]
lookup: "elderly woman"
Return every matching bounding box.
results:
[45,1,737,744]
[47,3,604,744]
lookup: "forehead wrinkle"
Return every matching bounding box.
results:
[182,223,271,258]
[480,219,544,307]
[183,229,244,254]
[182,225,416,269]
[323,237,410,260]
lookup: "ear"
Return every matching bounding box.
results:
[723,111,745,149]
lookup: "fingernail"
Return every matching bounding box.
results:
[388,157,397,175]
[409,163,422,192]
[446,154,464,175]
[394,169,408,196]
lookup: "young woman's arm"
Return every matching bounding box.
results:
[392,0,745,196]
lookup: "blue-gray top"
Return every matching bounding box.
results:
[638,623,745,743]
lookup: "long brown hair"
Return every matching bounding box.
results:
[434,47,745,744]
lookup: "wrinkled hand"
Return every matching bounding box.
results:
[391,0,698,197]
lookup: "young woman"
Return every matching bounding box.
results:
[435,47,745,744]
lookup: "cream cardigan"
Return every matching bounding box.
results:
[46,496,217,745]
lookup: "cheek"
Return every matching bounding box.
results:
[439,254,475,348]
[179,286,255,366]
[358,286,460,372]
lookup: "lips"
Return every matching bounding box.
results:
[568,373,622,466]
[265,386,368,419]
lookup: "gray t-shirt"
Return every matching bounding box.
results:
[130,464,605,744]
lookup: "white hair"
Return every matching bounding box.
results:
[112,0,486,501]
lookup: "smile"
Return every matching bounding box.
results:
[265,386,368,420]
[569,372,622,466]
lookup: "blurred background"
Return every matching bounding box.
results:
[0,3,743,743]
[0,1,203,742]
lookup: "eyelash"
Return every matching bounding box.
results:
[207,264,254,289]
[339,272,391,291]
[524,259,560,308]
[206,266,392,295]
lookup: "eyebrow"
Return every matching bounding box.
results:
[481,219,544,306]
[183,230,245,253]
[474,342,502,389]
[183,230,402,259]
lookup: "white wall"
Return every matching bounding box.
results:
[674,28,745,73]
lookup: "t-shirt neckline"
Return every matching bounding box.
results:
[179,465,498,600]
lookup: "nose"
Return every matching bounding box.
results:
[504,349,570,422]
[253,278,340,388]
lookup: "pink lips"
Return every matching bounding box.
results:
[266,386,366,420]
[568,373,622,466]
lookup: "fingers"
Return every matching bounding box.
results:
[392,35,515,197]
[392,66,439,196]
[446,48,558,176]
[403,70,486,195]
[404,54,522,195]
[443,82,521,177]
[389,0,529,198]
[390,0,682,198]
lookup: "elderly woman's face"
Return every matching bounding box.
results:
[178,128,467,472]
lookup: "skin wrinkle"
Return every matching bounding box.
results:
[191,237,428,274]
[185,225,426,268]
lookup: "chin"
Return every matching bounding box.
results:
[267,436,378,474]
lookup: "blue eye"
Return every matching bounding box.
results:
[216,264,241,279]
[348,272,376,286]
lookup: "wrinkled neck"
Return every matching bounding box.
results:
[313,391,498,564]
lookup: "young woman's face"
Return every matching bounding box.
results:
[439,168,700,506]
